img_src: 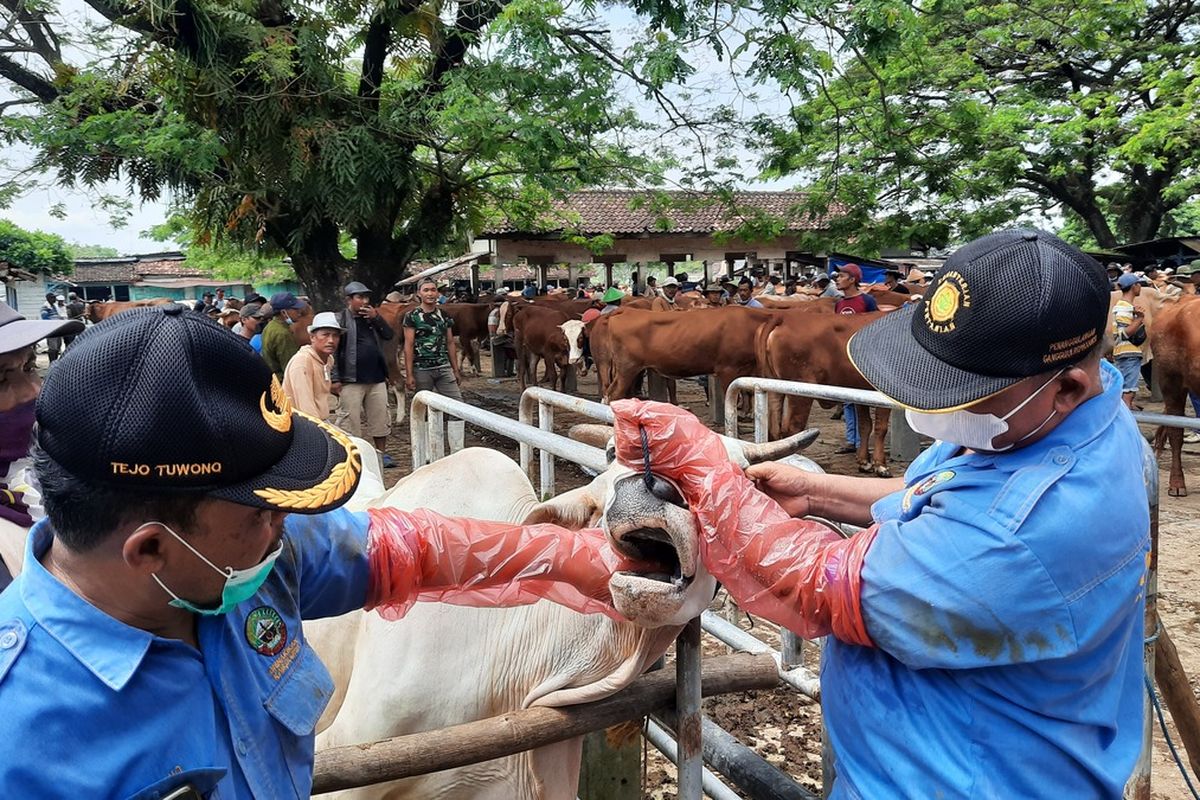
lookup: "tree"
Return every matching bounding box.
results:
[0,219,72,274]
[0,0,709,307]
[746,0,1200,250]
[67,242,121,259]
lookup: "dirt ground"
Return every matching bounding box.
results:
[385,353,1200,798]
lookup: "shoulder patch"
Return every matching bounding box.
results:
[0,619,28,686]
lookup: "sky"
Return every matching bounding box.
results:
[1,1,794,256]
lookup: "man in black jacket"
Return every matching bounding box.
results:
[333,281,395,466]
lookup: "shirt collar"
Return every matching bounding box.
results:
[21,521,153,691]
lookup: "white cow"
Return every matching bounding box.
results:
[310,430,816,799]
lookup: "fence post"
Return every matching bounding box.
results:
[675,617,703,798]
[410,392,429,470]
[538,400,555,498]
[753,388,769,443]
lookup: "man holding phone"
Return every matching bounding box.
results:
[333,282,394,465]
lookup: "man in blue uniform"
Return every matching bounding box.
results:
[610,229,1151,798]
[0,304,645,798]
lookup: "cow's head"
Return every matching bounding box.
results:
[559,319,586,365]
[522,424,819,627]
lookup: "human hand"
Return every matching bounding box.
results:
[405,376,416,392]
[359,304,378,319]
[744,462,819,519]
[331,381,342,396]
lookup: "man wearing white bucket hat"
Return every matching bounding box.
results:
[282,311,345,422]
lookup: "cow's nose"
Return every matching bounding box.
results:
[645,473,686,509]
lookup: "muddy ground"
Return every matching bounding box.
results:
[378,353,1200,799]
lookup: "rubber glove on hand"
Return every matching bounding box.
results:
[365,507,645,622]
[610,399,875,645]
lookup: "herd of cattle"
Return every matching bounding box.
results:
[81,279,1200,494]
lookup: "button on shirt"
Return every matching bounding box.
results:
[0,509,372,799]
[822,361,1151,798]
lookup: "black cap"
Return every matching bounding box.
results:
[36,304,360,513]
[343,281,371,296]
[269,292,305,311]
[0,303,84,355]
[848,228,1109,412]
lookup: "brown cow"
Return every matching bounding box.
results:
[83,297,177,323]
[1149,297,1200,497]
[756,311,893,476]
[513,305,585,392]
[604,307,778,402]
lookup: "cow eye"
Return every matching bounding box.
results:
[605,443,616,464]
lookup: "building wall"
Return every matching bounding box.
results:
[10,279,50,315]
[491,234,806,268]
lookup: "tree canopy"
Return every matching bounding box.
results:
[0,0,710,304]
[745,0,1200,250]
[0,219,72,274]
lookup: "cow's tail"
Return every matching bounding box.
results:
[754,316,783,379]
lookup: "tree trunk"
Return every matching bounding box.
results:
[281,219,353,311]
[355,223,410,298]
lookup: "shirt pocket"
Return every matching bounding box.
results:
[124,767,226,800]
[264,640,335,796]
[264,639,334,736]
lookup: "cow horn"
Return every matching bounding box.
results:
[733,428,820,464]
[567,423,616,450]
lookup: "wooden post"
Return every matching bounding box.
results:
[568,264,577,289]
[470,262,480,295]
[634,262,644,294]
[538,263,549,289]
[1154,623,1200,779]
[702,260,710,286]
[605,263,614,289]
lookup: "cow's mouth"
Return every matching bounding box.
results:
[617,526,689,588]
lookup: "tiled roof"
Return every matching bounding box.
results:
[68,253,226,284]
[72,262,140,284]
[482,190,842,237]
[136,259,207,277]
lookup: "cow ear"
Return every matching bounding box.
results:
[521,487,600,530]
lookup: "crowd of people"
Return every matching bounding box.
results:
[0,228,1191,797]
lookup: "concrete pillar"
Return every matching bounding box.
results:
[494,264,505,293]
[469,262,480,295]
[605,263,614,288]
[537,263,549,289]
[647,371,671,402]
[889,405,921,462]
[567,264,577,289]
[709,375,727,426]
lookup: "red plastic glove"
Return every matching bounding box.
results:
[363,507,644,622]
[611,399,876,646]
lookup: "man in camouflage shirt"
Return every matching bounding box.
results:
[403,278,463,403]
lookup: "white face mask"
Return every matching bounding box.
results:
[905,369,1065,453]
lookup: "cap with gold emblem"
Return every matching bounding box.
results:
[36,303,360,513]
[847,228,1110,412]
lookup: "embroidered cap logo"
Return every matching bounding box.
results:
[925,270,972,333]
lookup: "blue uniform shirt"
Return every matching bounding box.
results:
[822,360,1151,798]
[0,508,371,799]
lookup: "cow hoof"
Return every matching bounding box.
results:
[875,466,892,478]
[1168,486,1189,498]
[857,463,873,474]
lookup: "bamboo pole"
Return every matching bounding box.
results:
[312,652,778,795]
